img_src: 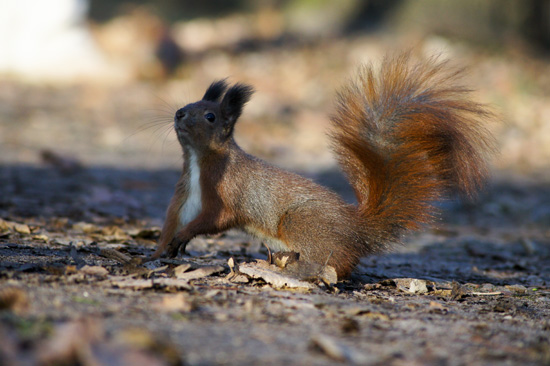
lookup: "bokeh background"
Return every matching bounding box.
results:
[2,4,550,365]
[1,0,550,180]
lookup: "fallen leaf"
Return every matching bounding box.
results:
[172,263,193,277]
[111,277,154,290]
[451,282,468,300]
[174,265,224,280]
[153,293,194,312]
[152,278,193,291]
[310,334,349,361]
[36,318,177,366]
[72,222,99,234]
[101,226,130,242]
[353,310,390,321]
[227,257,236,273]
[272,251,300,268]
[127,227,161,239]
[429,301,448,311]
[80,265,109,278]
[37,318,102,365]
[32,234,50,242]
[13,223,31,235]
[341,317,360,334]
[0,286,29,315]
[395,278,429,294]
[0,219,9,231]
[97,248,133,264]
[238,262,316,289]
[505,284,527,294]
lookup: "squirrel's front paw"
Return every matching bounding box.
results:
[166,238,188,258]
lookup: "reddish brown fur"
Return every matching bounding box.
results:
[150,53,496,279]
[330,53,495,248]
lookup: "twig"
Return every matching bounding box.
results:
[263,242,272,264]
[97,248,133,264]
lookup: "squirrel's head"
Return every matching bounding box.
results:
[174,79,254,151]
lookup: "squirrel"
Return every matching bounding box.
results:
[147,53,495,280]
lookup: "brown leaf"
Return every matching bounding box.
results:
[310,334,349,362]
[32,234,50,242]
[13,223,31,235]
[0,286,29,315]
[429,301,448,311]
[101,226,130,242]
[80,265,109,278]
[151,278,193,291]
[172,263,193,277]
[174,265,224,280]
[37,318,102,365]
[238,261,316,289]
[0,218,10,232]
[272,251,300,268]
[37,319,177,366]
[451,282,468,300]
[72,222,100,234]
[395,278,429,294]
[111,277,154,290]
[153,293,194,312]
[127,227,161,239]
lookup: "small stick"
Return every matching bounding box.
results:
[263,242,272,264]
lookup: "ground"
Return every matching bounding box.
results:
[1,34,550,365]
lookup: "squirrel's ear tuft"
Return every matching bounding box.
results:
[202,79,229,102]
[220,83,254,131]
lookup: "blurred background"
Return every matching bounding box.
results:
[1,0,550,181]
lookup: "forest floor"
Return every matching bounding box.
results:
[1,33,550,365]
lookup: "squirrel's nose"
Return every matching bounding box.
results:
[175,109,186,120]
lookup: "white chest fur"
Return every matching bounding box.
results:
[178,150,202,227]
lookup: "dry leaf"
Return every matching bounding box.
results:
[32,234,50,242]
[101,226,130,242]
[172,263,193,277]
[272,251,300,268]
[395,278,429,294]
[174,265,224,280]
[111,277,154,290]
[37,319,175,366]
[238,262,316,289]
[80,265,109,278]
[153,293,194,312]
[14,223,31,235]
[72,222,99,234]
[227,257,236,272]
[151,278,193,291]
[0,218,9,231]
[127,227,161,239]
[0,286,29,315]
[37,318,102,365]
[310,334,349,361]
[429,301,448,311]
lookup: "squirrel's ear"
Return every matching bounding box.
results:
[202,79,229,102]
[220,83,254,133]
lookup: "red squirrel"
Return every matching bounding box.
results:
[148,53,495,279]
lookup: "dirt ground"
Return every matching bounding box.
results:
[2,34,550,365]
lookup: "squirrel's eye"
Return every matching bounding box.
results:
[204,113,216,122]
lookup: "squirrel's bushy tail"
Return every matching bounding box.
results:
[330,53,495,247]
